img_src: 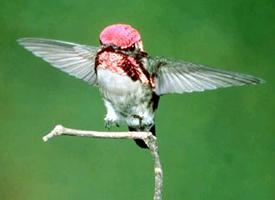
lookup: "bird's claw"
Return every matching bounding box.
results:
[104,120,112,129]
[104,119,119,129]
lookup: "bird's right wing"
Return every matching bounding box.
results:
[18,38,99,85]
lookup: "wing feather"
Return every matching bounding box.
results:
[149,57,264,95]
[17,38,99,85]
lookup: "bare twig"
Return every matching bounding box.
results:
[43,124,163,200]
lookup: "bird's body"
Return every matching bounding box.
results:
[18,24,264,149]
[95,39,158,147]
[97,67,155,128]
[96,46,155,129]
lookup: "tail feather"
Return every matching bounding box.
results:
[128,125,156,149]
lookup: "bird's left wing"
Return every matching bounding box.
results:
[148,57,264,95]
[18,38,99,85]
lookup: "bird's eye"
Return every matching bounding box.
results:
[128,44,136,51]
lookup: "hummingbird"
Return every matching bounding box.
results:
[18,24,264,149]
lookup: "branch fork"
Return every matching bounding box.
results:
[43,124,163,200]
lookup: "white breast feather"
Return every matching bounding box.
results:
[97,68,154,127]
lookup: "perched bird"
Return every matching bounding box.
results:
[18,24,264,149]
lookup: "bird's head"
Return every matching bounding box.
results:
[99,24,144,53]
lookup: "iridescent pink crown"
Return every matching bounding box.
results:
[100,24,141,48]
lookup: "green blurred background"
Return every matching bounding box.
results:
[0,0,274,199]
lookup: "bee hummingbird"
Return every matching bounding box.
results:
[18,24,264,149]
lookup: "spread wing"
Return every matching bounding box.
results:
[149,57,264,95]
[17,38,99,85]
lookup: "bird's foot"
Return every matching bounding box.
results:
[104,116,119,129]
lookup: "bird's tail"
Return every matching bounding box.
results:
[128,125,156,149]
